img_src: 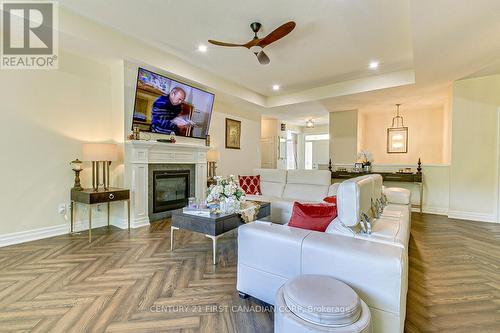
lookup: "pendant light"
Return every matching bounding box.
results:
[387,104,408,154]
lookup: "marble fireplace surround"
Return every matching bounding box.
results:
[125,140,209,228]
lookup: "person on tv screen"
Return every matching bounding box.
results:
[150,87,191,134]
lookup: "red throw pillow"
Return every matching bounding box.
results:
[288,202,337,232]
[238,175,261,195]
[323,196,337,205]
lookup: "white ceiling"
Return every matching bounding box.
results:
[59,0,500,124]
[59,0,413,95]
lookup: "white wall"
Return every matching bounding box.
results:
[0,51,115,240]
[209,106,261,177]
[359,107,449,164]
[449,74,500,222]
[329,110,358,164]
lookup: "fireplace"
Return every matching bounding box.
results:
[147,164,196,222]
[125,140,208,227]
[153,170,190,213]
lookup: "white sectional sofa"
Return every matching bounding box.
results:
[327,174,411,249]
[245,169,337,223]
[237,173,411,333]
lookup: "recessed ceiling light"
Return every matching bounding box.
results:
[272,84,280,91]
[369,61,379,69]
[198,44,208,53]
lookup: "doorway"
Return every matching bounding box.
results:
[304,133,329,170]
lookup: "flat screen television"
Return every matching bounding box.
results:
[132,67,215,139]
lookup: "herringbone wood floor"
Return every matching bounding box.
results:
[405,214,500,332]
[0,214,498,332]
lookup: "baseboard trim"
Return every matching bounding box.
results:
[447,210,497,223]
[131,217,150,229]
[412,206,448,215]
[0,215,153,248]
[0,224,68,248]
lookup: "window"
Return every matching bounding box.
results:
[286,131,297,169]
[305,134,329,141]
[305,141,313,169]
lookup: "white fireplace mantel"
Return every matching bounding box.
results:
[124,140,209,227]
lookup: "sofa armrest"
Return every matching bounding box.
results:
[238,222,311,277]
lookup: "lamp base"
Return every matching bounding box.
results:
[72,169,83,191]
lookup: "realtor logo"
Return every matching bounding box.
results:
[1,1,58,69]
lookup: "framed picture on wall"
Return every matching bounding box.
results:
[387,127,408,153]
[225,118,241,149]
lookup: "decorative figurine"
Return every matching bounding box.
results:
[417,158,422,174]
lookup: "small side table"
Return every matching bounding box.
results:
[70,188,130,242]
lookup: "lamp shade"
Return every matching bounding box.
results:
[82,143,118,161]
[207,150,220,162]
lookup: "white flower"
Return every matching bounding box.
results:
[207,176,246,205]
[357,151,374,163]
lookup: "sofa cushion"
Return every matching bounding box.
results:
[384,187,411,205]
[282,170,331,202]
[254,168,287,197]
[245,194,277,203]
[238,175,261,195]
[288,202,337,232]
[286,170,332,185]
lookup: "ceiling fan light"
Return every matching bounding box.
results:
[249,45,262,53]
[306,119,314,128]
[256,51,270,65]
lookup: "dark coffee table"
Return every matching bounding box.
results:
[170,201,271,265]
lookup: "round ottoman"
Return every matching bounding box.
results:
[275,275,371,333]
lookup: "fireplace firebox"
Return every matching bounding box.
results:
[153,170,190,213]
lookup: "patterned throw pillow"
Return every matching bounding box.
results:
[238,175,261,195]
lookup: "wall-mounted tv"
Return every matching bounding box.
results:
[132,68,215,139]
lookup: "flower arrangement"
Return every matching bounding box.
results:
[206,175,246,213]
[357,151,374,166]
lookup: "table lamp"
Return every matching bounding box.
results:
[82,143,118,191]
[207,150,220,180]
[70,159,83,191]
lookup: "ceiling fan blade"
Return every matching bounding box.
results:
[208,40,247,47]
[258,21,296,48]
[256,50,270,65]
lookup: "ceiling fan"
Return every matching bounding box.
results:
[208,21,296,65]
